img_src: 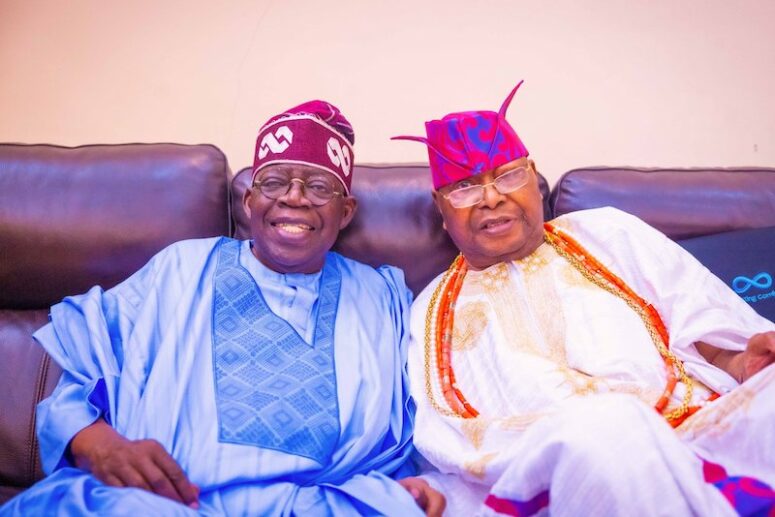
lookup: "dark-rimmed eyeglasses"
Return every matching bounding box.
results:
[442,166,530,208]
[253,176,343,206]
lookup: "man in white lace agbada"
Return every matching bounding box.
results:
[394,82,775,516]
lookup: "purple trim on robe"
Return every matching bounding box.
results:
[484,490,550,516]
[702,458,775,516]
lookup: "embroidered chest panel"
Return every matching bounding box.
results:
[212,241,341,464]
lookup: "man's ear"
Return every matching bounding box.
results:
[338,196,358,230]
[242,186,254,218]
[431,190,447,231]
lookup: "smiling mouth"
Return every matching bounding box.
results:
[272,222,314,234]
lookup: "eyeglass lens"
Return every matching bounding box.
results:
[255,176,339,206]
[446,167,529,208]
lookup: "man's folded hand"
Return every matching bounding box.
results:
[398,476,446,517]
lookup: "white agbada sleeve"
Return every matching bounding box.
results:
[562,207,775,393]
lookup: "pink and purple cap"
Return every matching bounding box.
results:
[252,100,355,194]
[392,81,529,189]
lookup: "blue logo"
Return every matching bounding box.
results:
[732,272,773,294]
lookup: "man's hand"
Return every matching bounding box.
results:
[398,476,446,517]
[69,419,199,509]
[696,331,775,383]
[738,331,775,382]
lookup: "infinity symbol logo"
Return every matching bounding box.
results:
[732,272,772,293]
[326,137,351,177]
[258,126,294,159]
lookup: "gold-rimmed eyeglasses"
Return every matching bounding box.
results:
[442,166,530,209]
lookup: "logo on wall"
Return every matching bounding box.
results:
[732,272,773,294]
[326,137,351,177]
[257,126,294,159]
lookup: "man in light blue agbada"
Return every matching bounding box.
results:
[1,101,444,516]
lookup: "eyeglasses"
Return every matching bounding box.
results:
[442,166,531,208]
[253,176,343,206]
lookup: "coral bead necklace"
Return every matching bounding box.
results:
[424,222,716,426]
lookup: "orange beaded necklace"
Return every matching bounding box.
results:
[424,222,717,426]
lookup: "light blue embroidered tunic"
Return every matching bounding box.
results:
[1,237,419,516]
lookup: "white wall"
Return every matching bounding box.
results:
[2,0,774,184]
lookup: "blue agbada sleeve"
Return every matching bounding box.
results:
[34,255,158,474]
[343,264,417,482]
[379,269,425,478]
[314,264,422,515]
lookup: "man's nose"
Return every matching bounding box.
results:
[479,182,505,208]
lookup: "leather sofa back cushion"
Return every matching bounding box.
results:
[230,164,552,296]
[678,226,775,322]
[0,144,231,310]
[550,167,775,240]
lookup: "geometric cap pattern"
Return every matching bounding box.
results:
[212,240,341,464]
[392,81,530,189]
[252,100,356,193]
